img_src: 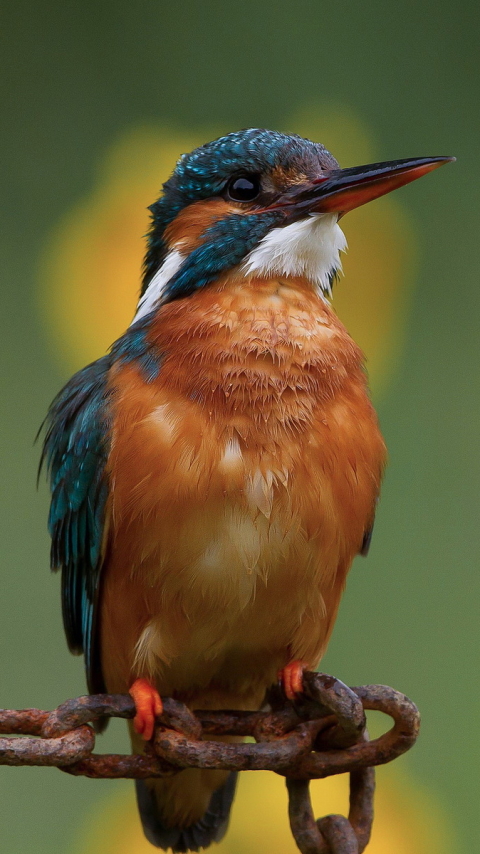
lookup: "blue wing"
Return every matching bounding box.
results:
[41,355,113,693]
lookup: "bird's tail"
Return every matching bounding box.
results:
[130,724,238,852]
[135,769,238,852]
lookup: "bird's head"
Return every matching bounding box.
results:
[136,128,453,319]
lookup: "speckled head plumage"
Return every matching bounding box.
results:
[161,128,338,203]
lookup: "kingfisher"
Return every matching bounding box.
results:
[41,129,452,852]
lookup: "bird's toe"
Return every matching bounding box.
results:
[129,677,163,741]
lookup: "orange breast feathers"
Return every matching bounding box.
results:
[101,276,386,703]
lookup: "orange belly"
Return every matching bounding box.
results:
[100,276,386,709]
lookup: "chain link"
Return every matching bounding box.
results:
[0,672,419,853]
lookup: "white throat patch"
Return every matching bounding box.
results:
[242,214,347,296]
[133,248,184,322]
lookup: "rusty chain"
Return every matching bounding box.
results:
[0,672,420,854]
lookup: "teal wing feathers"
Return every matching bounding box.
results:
[41,355,113,693]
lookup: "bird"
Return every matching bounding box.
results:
[41,128,453,852]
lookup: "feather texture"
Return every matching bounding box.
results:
[41,356,113,692]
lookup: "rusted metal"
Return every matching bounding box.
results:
[287,751,375,853]
[0,672,420,854]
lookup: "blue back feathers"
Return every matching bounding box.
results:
[111,312,163,383]
[41,356,113,693]
[41,329,162,692]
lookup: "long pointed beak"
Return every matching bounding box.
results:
[263,156,455,219]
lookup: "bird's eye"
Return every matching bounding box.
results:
[226,174,261,202]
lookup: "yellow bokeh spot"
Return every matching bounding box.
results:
[39,108,416,395]
[39,127,205,374]
[72,766,451,854]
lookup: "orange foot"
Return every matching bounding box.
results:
[278,660,308,701]
[129,678,163,741]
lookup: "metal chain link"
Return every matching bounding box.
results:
[0,672,420,854]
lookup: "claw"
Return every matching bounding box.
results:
[278,660,308,700]
[129,677,163,741]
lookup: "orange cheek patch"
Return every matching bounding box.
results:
[164,198,238,253]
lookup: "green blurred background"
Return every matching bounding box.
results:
[0,2,478,852]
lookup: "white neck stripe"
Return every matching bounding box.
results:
[133,249,184,322]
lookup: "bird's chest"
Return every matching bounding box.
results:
[110,396,328,609]
[107,282,384,663]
